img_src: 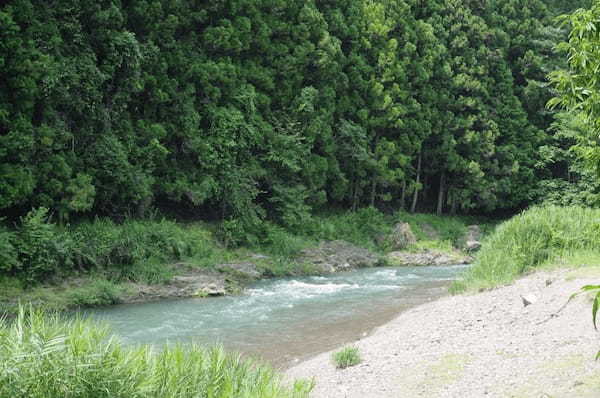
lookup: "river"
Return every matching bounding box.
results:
[86,264,468,368]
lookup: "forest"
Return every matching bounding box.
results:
[4,1,600,396]
[1,0,596,231]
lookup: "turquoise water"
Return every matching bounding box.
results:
[87,264,468,366]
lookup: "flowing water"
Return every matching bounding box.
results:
[87,264,468,367]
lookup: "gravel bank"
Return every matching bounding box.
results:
[286,269,600,397]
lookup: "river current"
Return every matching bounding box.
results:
[87,264,468,367]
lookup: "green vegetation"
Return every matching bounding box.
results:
[0,206,486,314]
[0,308,313,398]
[0,0,592,236]
[453,206,600,292]
[332,346,361,369]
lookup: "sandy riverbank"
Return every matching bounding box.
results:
[286,268,600,397]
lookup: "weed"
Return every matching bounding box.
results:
[332,346,361,369]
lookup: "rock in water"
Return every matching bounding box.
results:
[297,240,381,273]
[385,250,472,267]
[216,262,261,281]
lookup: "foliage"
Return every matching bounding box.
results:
[332,346,361,369]
[454,206,600,292]
[68,278,123,307]
[0,0,583,227]
[548,2,600,178]
[13,208,74,284]
[0,308,313,398]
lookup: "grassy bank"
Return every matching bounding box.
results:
[453,206,600,292]
[0,207,491,314]
[0,308,312,398]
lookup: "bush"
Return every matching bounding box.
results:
[0,308,313,398]
[332,346,361,369]
[72,218,200,269]
[70,218,215,283]
[68,279,122,307]
[306,207,392,250]
[14,208,74,284]
[454,206,600,292]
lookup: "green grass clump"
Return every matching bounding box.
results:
[453,205,600,292]
[308,208,392,251]
[0,308,313,398]
[332,346,361,369]
[68,278,123,307]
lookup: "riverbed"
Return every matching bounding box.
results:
[87,264,469,367]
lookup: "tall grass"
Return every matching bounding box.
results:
[453,206,600,292]
[0,308,313,398]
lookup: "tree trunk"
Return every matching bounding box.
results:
[410,152,422,213]
[436,172,445,215]
[352,179,359,212]
[400,180,406,209]
[450,189,458,215]
[370,179,377,208]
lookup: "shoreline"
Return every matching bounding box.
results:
[286,268,600,397]
[0,243,472,317]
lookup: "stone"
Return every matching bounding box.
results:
[216,262,261,280]
[462,225,482,252]
[385,222,417,250]
[123,271,228,303]
[385,250,473,267]
[297,240,381,274]
[465,240,482,252]
[521,294,537,307]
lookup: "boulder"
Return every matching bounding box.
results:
[216,262,261,281]
[386,250,473,267]
[124,272,228,303]
[462,225,482,252]
[465,240,482,252]
[297,240,381,273]
[171,274,227,296]
[383,222,417,250]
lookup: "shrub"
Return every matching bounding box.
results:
[332,346,361,369]
[0,308,313,398]
[15,208,74,284]
[68,278,122,307]
[306,207,392,250]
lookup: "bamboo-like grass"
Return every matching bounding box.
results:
[0,308,313,398]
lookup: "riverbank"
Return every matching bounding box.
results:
[0,208,482,316]
[286,267,600,397]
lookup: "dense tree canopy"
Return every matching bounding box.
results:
[0,0,592,232]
